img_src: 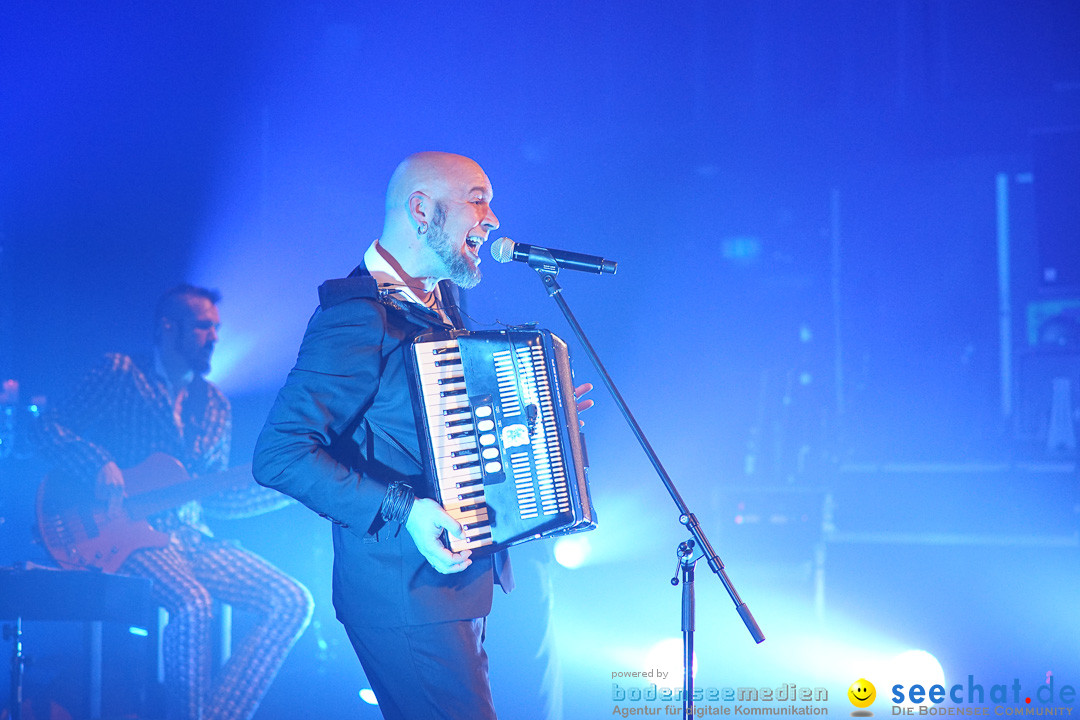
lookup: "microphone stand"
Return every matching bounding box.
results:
[672,540,698,716]
[527,256,765,719]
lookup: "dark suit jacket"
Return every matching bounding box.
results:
[254,268,509,629]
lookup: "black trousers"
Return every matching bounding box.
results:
[345,618,498,720]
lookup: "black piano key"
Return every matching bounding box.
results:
[440,388,468,397]
[437,375,466,385]
[432,346,458,355]
[458,503,486,513]
[458,490,484,500]
[445,418,472,428]
[467,531,493,543]
[463,520,493,530]
[448,429,476,439]
[455,479,483,489]
[450,448,479,458]
[434,358,463,367]
[452,460,481,470]
[442,406,471,416]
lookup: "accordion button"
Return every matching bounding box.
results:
[481,447,500,460]
[479,433,497,446]
[484,461,503,473]
[476,419,495,432]
[475,406,493,418]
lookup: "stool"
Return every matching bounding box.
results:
[0,566,153,720]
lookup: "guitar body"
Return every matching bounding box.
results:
[34,486,169,573]
[36,453,251,573]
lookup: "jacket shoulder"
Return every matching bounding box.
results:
[201,377,231,412]
[318,274,378,309]
[102,352,138,371]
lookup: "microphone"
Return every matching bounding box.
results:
[489,237,617,275]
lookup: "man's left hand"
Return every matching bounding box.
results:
[574,383,594,426]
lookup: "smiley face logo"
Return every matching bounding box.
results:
[848,678,876,709]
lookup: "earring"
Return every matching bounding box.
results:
[417,223,428,236]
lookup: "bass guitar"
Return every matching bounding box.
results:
[36,453,253,573]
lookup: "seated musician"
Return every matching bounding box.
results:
[253,151,592,719]
[35,283,313,720]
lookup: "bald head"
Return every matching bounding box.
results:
[385,151,488,213]
[377,151,499,289]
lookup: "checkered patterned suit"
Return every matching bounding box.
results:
[36,353,313,720]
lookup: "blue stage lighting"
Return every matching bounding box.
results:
[645,637,696,683]
[890,650,946,708]
[553,535,592,569]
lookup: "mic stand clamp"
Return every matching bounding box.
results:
[527,248,562,284]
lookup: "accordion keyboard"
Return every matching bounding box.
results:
[410,330,596,555]
[413,337,497,551]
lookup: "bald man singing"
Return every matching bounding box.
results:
[253,152,512,719]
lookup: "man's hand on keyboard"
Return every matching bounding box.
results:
[405,498,473,574]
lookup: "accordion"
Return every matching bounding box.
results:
[408,328,597,555]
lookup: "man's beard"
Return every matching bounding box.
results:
[178,336,213,376]
[425,203,481,289]
[191,354,211,376]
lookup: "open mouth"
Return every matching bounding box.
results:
[465,236,484,251]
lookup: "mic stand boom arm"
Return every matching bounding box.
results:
[529,255,766,649]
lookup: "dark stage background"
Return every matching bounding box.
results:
[2,2,1079,718]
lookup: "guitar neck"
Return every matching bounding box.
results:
[123,458,254,520]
